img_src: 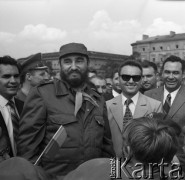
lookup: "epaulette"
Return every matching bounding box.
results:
[37,80,54,87]
[90,87,102,98]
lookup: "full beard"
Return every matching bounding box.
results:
[60,69,88,88]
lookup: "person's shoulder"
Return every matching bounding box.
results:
[37,79,54,88]
[86,84,101,98]
[144,86,163,96]
[179,85,185,92]
[141,93,161,104]
[35,80,57,95]
[106,94,121,106]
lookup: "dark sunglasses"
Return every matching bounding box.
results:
[120,74,141,82]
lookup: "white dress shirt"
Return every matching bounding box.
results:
[0,95,17,156]
[163,86,181,106]
[112,89,120,97]
[121,92,139,117]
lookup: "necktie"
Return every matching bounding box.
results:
[8,100,19,143]
[163,94,171,114]
[123,99,133,129]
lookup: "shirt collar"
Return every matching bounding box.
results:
[164,86,180,98]
[121,92,139,106]
[112,89,120,97]
[0,95,9,107]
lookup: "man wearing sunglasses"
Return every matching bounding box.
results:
[106,60,162,158]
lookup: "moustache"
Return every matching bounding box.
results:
[68,70,81,75]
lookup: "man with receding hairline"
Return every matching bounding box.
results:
[145,55,185,172]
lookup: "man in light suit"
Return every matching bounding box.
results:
[145,55,185,172]
[106,60,162,157]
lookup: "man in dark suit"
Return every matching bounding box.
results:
[145,55,185,172]
[0,56,23,160]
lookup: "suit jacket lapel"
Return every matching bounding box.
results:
[110,95,123,132]
[169,86,185,117]
[134,93,150,118]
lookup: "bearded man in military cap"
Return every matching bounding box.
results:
[17,43,115,179]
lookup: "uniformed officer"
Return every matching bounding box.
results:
[16,53,49,102]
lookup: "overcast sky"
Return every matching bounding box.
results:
[1,0,185,58]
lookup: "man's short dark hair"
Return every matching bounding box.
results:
[89,75,105,82]
[0,56,21,73]
[141,60,158,73]
[123,113,180,164]
[110,68,119,79]
[118,60,142,76]
[162,55,184,72]
[88,67,97,75]
[20,69,36,84]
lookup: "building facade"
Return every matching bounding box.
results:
[131,31,185,63]
[18,51,128,77]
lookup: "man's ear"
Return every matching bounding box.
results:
[26,73,31,81]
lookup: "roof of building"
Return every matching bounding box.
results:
[131,31,185,46]
[18,51,128,63]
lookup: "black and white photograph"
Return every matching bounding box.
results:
[0,0,185,179]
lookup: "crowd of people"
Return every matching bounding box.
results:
[0,42,185,180]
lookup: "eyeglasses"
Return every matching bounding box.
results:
[120,74,141,82]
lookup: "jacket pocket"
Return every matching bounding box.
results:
[49,114,77,125]
[47,114,79,148]
[95,115,105,127]
[92,116,105,148]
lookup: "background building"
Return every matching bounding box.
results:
[18,51,128,78]
[131,31,185,64]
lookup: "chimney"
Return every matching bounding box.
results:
[170,31,175,36]
[142,34,149,40]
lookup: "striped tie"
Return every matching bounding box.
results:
[163,94,171,114]
[123,99,133,129]
[8,100,19,143]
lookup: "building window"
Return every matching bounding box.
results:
[160,46,163,50]
[152,58,155,62]
[143,48,145,51]
[176,45,179,49]
[153,47,155,51]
